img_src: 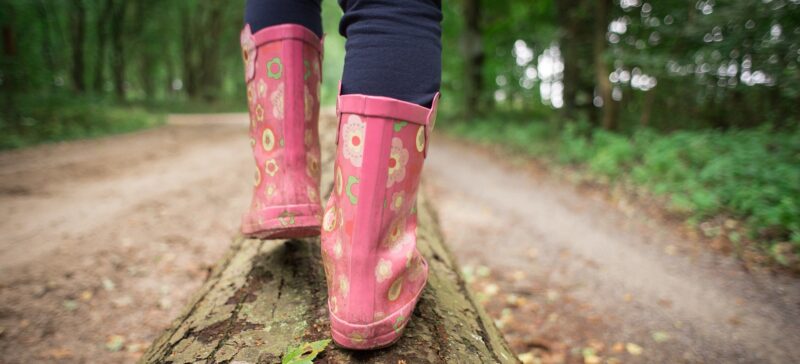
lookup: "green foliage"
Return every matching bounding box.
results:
[444,115,800,258]
[281,339,330,364]
[0,95,164,150]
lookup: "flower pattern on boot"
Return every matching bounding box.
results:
[321,92,440,350]
[239,24,324,239]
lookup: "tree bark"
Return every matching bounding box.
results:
[93,0,113,93]
[593,0,617,130]
[197,1,223,101]
[69,0,86,92]
[556,0,596,121]
[140,116,518,364]
[640,88,655,128]
[556,0,579,117]
[180,4,197,99]
[35,0,57,79]
[462,0,484,116]
[109,0,127,100]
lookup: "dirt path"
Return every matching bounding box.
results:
[425,137,800,363]
[0,113,798,363]
[0,114,253,363]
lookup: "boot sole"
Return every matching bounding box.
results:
[241,203,322,239]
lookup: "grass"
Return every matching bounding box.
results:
[443,113,800,267]
[0,95,166,150]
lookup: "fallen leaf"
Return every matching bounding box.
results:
[126,342,142,353]
[80,290,93,301]
[587,339,605,352]
[651,331,671,342]
[483,283,499,296]
[626,342,643,356]
[461,265,475,283]
[657,298,673,308]
[506,294,520,306]
[106,335,125,352]
[102,278,116,291]
[63,300,78,311]
[623,293,633,302]
[611,342,625,353]
[582,348,601,364]
[41,347,73,359]
[112,296,133,307]
[517,352,537,364]
[282,339,331,364]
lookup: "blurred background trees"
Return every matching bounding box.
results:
[0,0,244,104]
[0,0,798,260]
[3,0,797,129]
[445,0,799,130]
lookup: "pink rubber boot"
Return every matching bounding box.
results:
[321,92,440,349]
[240,24,323,239]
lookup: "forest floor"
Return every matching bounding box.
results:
[0,113,798,363]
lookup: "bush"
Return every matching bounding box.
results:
[0,95,165,150]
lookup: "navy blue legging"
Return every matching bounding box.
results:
[244,0,442,108]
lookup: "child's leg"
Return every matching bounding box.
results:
[244,0,323,37]
[321,0,443,350]
[239,1,325,239]
[338,0,443,107]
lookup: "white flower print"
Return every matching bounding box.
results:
[386,137,409,187]
[382,216,406,251]
[375,258,393,283]
[323,206,337,232]
[339,275,349,297]
[307,185,318,203]
[240,25,256,80]
[342,115,365,167]
[390,191,404,212]
[271,83,284,120]
[416,126,425,152]
[258,78,267,99]
[333,236,343,259]
[264,158,279,177]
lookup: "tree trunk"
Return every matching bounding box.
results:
[593,0,616,130]
[556,0,579,118]
[109,0,126,100]
[93,0,113,93]
[35,0,56,80]
[1,5,18,115]
[197,1,223,101]
[462,0,484,117]
[556,0,596,121]
[640,88,655,128]
[69,0,86,93]
[140,116,518,364]
[180,4,197,99]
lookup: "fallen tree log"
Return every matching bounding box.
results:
[141,115,517,363]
